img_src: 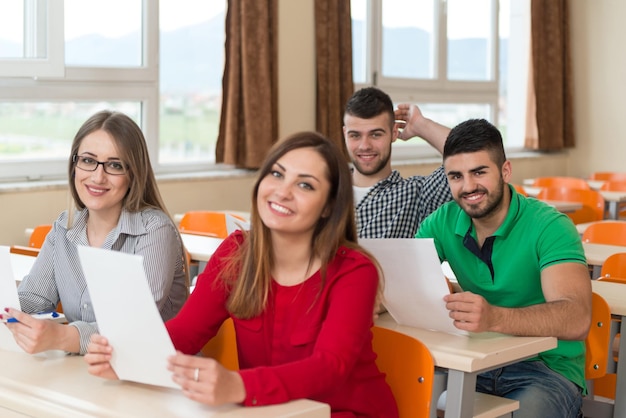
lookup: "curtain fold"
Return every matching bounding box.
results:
[314,0,354,158]
[216,0,279,169]
[525,0,574,150]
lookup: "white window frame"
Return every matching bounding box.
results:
[0,0,65,78]
[0,0,220,182]
[356,0,503,160]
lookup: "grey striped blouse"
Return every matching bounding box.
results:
[17,207,188,354]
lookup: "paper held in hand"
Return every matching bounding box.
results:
[78,245,178,389]
[360,238,467,336]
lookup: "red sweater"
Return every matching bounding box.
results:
[166,231,398,417]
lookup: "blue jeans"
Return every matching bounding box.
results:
[476,361,583,418]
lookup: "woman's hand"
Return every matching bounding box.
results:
[168,351,246,405]
[4,308,79,354]
[84,334,119,380]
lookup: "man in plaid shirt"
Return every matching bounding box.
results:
[343,87,453,238]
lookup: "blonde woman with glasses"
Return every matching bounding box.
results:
[3,110,188,355]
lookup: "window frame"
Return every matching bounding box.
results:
[0,0,222,182]
[354,0,504,160]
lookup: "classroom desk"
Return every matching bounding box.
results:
[583,242,626,278]
[180,233,224,263]
[542,200,583,213]
[375,313,556,418]
[0,350,329,418]
[591,280,626,418]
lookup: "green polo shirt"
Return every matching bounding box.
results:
[416,184,587,391]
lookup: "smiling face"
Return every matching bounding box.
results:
[444,150,511,220]
[343,112,398,186]
[74,129,130,220]
[256,147,331,239]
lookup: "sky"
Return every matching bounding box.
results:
[0,1,225,42]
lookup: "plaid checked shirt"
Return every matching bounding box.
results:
[355,166,452,238]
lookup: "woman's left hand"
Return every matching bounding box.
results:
[168,351,246,406]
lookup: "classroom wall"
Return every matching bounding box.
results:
[0,0,612,246]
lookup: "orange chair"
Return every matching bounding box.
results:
[536,187,605,224]
[29,224,52,248]
[599,253,626,279]
[533,176,590,190]
[200,318,239,371]
[179,211,246,238]
[512,184,527,196]
[584,293,613,403]
[582,222,626,247]
[372,326,434,417]
[591,172,626,182]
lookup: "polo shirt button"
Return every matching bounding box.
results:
[83,304,88,309]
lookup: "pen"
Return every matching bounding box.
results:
[5,311,61,323]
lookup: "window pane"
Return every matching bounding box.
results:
[447,0,493,81]
[158,1,225,164]
[0,102,141,162]
[382,0,435,79]
[0,2,24,58]
[394,102,492,149]
[351,0,367,84]
[65,0,142,67]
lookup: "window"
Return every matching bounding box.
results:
[352,0,530,158]
[0,0,225,181]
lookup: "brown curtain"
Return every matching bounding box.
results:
[314,0,354,158]
[525,0,574,150]
[216,0,279,169]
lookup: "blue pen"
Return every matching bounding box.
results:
[5,311,60,323]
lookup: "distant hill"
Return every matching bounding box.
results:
[2,15,506,94]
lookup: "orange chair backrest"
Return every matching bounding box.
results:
[178,211,229,238]
[200,317,239,371]
[372,326,434,418]
[29,224,52,248]
[591,172,626,182]
[585,293,611,380]
[582,222,626,246]
[533,176,590,190]
[599,253,626,280]
[536,187,605,224]
[600,180,626,192]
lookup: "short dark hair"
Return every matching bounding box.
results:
[344,87,394,127]
[443,118,507,167]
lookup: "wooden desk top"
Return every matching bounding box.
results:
[0,350,329,418]
[592,280,626,316]
[375,313,556,373]
[583,242,626,266]
[180,233,224,263]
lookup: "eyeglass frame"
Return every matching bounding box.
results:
[72,154,129,176]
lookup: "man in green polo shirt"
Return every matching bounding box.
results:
[416,118,591,418]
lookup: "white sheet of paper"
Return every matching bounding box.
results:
[77,246,178,389]
[0,247,23,352]
[0,246,21,310]
[226,213,250,234]
[360,238,467,335]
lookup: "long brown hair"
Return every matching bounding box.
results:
[224,131,379,318]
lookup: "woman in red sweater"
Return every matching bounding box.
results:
[85,131,398,417]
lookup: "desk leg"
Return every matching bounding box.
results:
[445,369,476,418]
[614,315,626,418]
[608,202,619,220]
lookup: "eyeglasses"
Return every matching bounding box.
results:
[73,155,128,176]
